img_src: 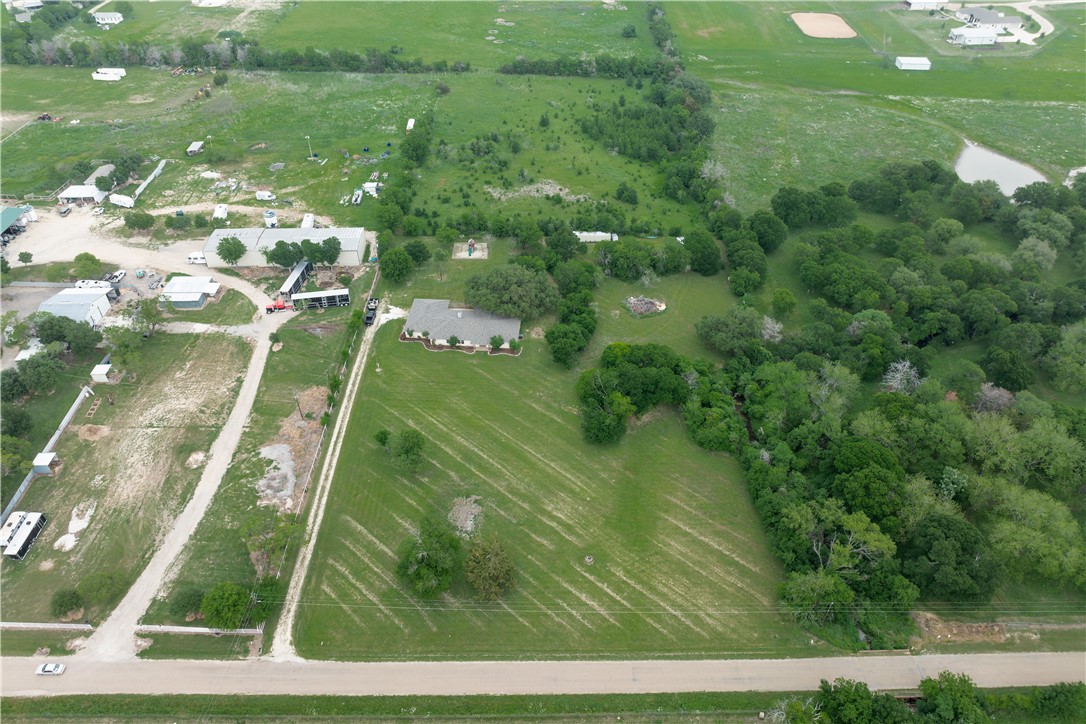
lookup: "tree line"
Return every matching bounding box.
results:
[4,25,470,76]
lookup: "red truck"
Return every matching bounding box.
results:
[265,298,293,314]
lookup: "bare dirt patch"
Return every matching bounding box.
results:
[302,324,339,338]
[60,608,85,623]
[529,326,545,340]
[791,12,857,39]
[38,559,55,571]
[271,342,284,352]
[34,647,50,656]
[486,180,589,202]
[911,612,1006,647]
[449,496,482,536]
[65,636,87,651]
[695,26,723,38]
[134,636,152,653]
[452,242,489,260]
[255,385,326,511]
[75,425,111,442]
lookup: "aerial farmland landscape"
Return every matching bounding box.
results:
[1,0,1084,721]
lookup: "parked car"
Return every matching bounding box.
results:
[92,207,104,216]
[364,309,376,326]
[366,297,380,310]
[58,206,72,217]
[35,663,65,676]
[108,270,126,283]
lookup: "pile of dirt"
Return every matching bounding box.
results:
[625,296,666,316]
[529,326,545,339]
[256,444,296,506]
[34,647,50,656]
[911,611,1006,647]
[452,242,489,260]
[76,425,111,441]
[449,496,482,536]
[185,451,207,469]
[255,386,327,511]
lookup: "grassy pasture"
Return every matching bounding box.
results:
[670,2,1084,102]
[0,334,250,623]
[261,1,657,68]
[292,321,821,661]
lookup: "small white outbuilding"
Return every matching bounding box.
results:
[895,56,932,71]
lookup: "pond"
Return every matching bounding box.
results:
[955,141,1047,197]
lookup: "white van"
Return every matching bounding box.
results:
[187,252,207,265]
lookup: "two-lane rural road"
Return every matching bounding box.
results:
[4,652,1084,698]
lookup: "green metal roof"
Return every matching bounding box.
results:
[1,206,30,231]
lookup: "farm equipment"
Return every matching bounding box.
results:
[265,298,293,314]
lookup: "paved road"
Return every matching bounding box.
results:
[4,652,1084,698]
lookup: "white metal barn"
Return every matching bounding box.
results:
[203,227,371,267]
[58,185,107,204]
[905,0,946,10]
[895,56,932,71]
[949,26,999,45]
[38,289,112,326]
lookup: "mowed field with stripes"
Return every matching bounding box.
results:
[294,324,824,660]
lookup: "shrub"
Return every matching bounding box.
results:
[76,571,126,607]
[167,587,206,618]
[123,211,155,230]
[490,335,504,349]
[50,589,84,619]
[201,582,250,630]
[465,538,515,600]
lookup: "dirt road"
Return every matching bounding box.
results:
[4,652,1084,697]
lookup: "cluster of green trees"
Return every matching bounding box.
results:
[396,515,515,600]
[545,257,600,368]
[49,570,129,620]
[1,312,105,479]
[3,26,471,76]
[498,54,674,81]
[563,169,1086,645]
[254,236,342,269]
[464,263,558,321]
[771,675,1085,723]
[165,577,282,630]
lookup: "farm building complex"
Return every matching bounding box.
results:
[202,227,373,267]
[37,288,111,326]
[404,299,521,348]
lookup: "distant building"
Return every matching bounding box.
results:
[38,288,111,326]
[403,299,521,349]
[160,276,220,309]
[203,227,371,267]
[949,26,1000,45]
[895,56,932,71]
[904,0,946,10]
[92,11,123,25]
[574,231,618,243]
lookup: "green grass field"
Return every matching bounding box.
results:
[136,633,253,660]
[260,1,658,68]
[292,314,821,661]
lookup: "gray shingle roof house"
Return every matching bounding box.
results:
[403,299,521,348]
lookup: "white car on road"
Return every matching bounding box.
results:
[35,663,65,676]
